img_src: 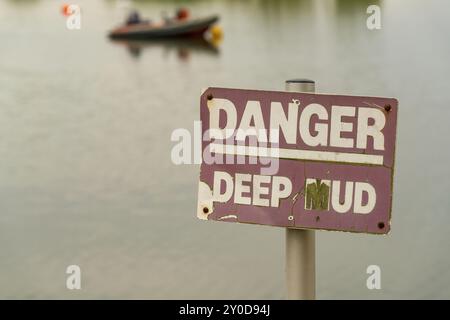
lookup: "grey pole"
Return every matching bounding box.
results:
[285,79,316,300]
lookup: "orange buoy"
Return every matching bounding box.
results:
[61,4,71,16]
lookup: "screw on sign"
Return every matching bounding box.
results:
[197,87,398,234]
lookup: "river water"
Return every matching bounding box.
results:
[0,0,449,299]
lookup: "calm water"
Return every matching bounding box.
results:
[0,0,449,299]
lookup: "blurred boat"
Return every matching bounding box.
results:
[109,15,219,39]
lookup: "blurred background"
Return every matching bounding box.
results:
[0,0,449,299]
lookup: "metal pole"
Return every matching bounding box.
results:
[285,79,316,300]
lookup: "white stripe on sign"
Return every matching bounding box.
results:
[209,143,384,165]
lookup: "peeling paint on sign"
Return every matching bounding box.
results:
[305,179,330,211]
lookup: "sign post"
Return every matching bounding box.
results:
[285,79,316,300]
[197,81,398,299]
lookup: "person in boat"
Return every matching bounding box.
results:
[176,8,190,21]
[126,10,143,25]
[161,8,190,25]
[126,10,151,26]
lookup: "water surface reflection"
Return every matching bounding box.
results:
[110,38,220,60]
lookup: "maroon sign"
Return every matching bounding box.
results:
[197,87,398,234]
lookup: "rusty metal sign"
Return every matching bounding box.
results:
[197,87,398,234]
